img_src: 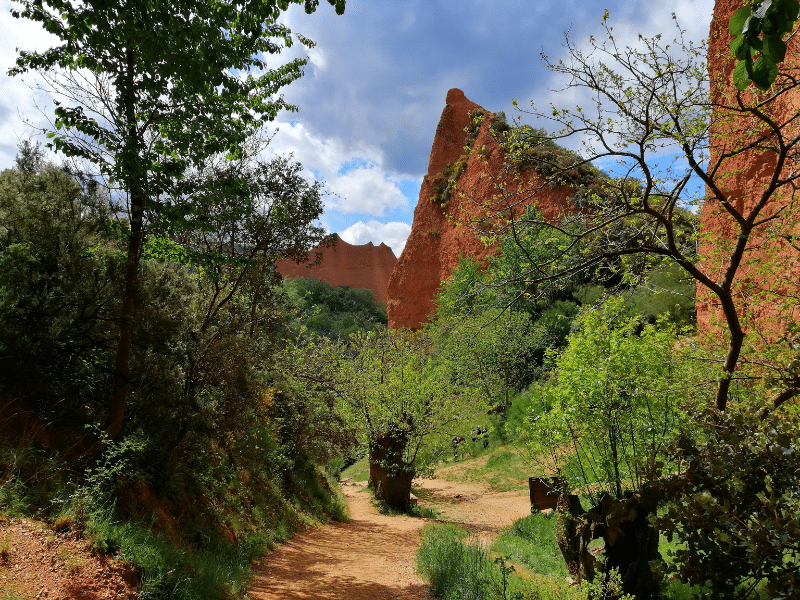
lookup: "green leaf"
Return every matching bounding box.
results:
[729,6,752,35]
[762,34,787,63]
[752,55,779,90]
[730,36,748,60]
[733,59,751,90]
[783,0,800,21]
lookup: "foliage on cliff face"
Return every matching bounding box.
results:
[427,110,483,209]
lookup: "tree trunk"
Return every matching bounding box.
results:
[557,489,663,599]
[108,46,144,441]
[107,188,144,440]
[368,430,414,509]
[556,494,603,584]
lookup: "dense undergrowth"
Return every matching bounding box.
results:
[0,436,349,599]
[0,144,363,599]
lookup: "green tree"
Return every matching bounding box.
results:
[429,309,542,411]
[339,329,486,508]
[133,151,331,477]
[474,14,799,413]
[527,296,690,596]
[9,0,346,439]
[529,297,688,501]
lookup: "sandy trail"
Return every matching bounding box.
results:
[248,475,531,600]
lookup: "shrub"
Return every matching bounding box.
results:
[654,409,800,599]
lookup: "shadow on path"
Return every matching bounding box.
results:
[248,490,435,600]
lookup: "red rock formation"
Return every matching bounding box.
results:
[697,1,800,339]
[387,89,572,329]
[276,235,397,305]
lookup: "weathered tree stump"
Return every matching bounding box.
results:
[556,487,665,599]
[529,476,565,510]
[368,430,415,509]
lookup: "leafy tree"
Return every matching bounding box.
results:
[451,9,800,596]
[526,296,690,596]
[436,207,584,321]
[338,329,486,508]
[269,339,358,467]
[529,297,688,501]
[9,0,346,438]
[429,309,543,410]
[472,14,799,413]
[283,277,388,340]
[132,150,331,480]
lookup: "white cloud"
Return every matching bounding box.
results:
[326,166,407,215]
[340,220,412,256]
[0,1,60,168]
[264,119,413,216]
[307,45,328,73]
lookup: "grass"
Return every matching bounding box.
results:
[439,445,535,492]
[80,509,277,600]
[340,456,370,482]
[417,523,579,600]
[417,522,504,600]
[491,512,568,581]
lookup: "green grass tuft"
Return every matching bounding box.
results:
[492,511,568,581]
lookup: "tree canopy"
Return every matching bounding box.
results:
[9,0,346,438]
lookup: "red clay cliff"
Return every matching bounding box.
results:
[697,0,800,339]
[276,235,397,305]
[387,89,572,329]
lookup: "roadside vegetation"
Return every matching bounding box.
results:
[415,3,800,599]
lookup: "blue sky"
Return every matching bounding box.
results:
[0,0,714,256]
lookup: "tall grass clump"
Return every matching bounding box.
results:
[417,523,583,600]
[492,512,568,580]
[417,523,496,600]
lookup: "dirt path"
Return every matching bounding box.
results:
[248,476,531,600]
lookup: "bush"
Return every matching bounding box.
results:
[283,277,387,340]
[655,409,800,599]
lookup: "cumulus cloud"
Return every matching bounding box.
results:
[339,220,412,256]
[264,119,414,216]
[326,167,407,215]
